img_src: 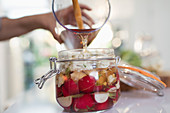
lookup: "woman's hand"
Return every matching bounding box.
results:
[0,4,94,44]
[39,4,94,44]
[56,4,95,27]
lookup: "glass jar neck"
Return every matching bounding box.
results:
[58,48,115,61]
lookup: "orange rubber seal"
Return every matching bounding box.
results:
[118,66,167,87]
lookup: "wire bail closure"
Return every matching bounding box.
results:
[34,57,59,89]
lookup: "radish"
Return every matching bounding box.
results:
[73,94,95,111]
[78,75,96,93]
[94,98,113,111]
[62,79,79,96]
[56,86,62,97]
[62,86,69,96]
[94,85,103,92]
[94,92,109,103]
[57,96,72,107]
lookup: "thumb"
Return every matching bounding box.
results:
[51,29,63,44]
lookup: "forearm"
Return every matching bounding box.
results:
[0,16,41,41]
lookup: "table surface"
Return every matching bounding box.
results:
[3,87,170,113]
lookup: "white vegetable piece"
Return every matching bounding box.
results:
[116,81,120,89]
[57,96,72,107]
[57,75,65,87]
[94,92,109,103]
[71,71,86,82]
[108,86,117,92]
[107,74,116,85]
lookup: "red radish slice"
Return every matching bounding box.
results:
[94,98,113,111]
[56,86,62,97]
[94,85,103,92]
[78,75,96,93]
[94,92,109,103]
[62,86,69,96]
[73,94,95,110]
[57,96,72,107]
[62,79,79,96]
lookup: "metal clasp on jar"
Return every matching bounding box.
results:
[34,57,59,89]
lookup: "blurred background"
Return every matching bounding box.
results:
[0,0,170,112]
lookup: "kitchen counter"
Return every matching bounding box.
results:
[3,87,170,113]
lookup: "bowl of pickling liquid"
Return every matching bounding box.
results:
[52,0,111,49]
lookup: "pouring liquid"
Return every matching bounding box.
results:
[60,29,99,49]
[72,0,94,50]
[72,29,100,50]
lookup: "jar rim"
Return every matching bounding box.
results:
[58,48,114,54]
[57,48,115,61]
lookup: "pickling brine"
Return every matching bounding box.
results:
[56,67,120,112]
[55,48,120,112]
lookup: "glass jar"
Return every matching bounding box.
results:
[35,49,167,112]
[55,48,120,112]
[35,48,120,112]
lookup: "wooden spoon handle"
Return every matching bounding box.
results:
[72,0,84,29]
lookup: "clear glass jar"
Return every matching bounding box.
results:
[55,48,120,112]
[35,48,167,112]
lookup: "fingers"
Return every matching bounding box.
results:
[79,4,95,24]
[51,29,63,44]
[55,35,63,44]
[68,19,77,26]
[79,5,95,27]
[82,20,92,28]
[82,11,95,24]
[79,4,92,11]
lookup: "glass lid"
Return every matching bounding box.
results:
[118,64,166,96]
